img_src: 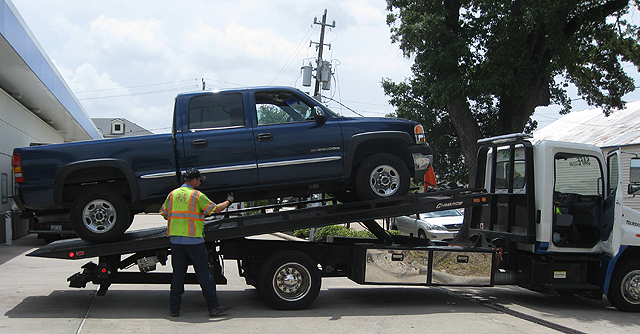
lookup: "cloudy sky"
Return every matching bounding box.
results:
[10,0,640,134]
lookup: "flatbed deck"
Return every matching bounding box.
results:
[28,189,487,260]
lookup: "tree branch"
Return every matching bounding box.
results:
[563,0,629,36]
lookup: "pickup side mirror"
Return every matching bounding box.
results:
[313,106,327,125]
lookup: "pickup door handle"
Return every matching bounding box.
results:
[257,133,273,142]
[191,139,208,148]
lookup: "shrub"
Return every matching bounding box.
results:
[293,224,398,241]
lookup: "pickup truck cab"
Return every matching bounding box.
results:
[12,86,432,243]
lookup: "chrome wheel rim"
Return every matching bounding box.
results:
[369,164,400,197]
[82,199,117,234]
[621,269,640,305]
[272,262,311,302]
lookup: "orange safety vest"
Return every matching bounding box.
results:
[160,185,217,238]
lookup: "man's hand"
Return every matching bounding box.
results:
[226,192,234,204]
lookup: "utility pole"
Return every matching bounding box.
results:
[312,9,335,99]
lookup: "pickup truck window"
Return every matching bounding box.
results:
[188,93,244,130]
[256,91,314,125]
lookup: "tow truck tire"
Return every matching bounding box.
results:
[355,153,410,200]
[608,260,640,312]
[258,251,321,310]
[70,187,131,244]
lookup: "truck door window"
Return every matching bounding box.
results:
[607,153,620,196]
[552,153,604,247]
[255,91,314,125]
[188,93,244,130]
[554,154,602,196]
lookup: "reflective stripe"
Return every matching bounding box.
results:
[204,202,217,215]
[188,191,201,237]
[164,192,174,235]
[165,212,205,220]
[190,191,199,213]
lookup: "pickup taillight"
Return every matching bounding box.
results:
[12,153,24,183]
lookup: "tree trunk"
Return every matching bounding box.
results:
[446,94,482,245]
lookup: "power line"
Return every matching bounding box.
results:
[321,95,364,116]
[201,78,246,88]
[339,99,394,108]
[270,25,317,85]
[74,79,198,94]
[78,85,196,100]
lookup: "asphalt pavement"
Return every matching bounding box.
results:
[2,214,640,333]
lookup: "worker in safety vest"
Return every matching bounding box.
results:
[160,168,233,317]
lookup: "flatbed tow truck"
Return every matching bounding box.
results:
[26,134,640,312]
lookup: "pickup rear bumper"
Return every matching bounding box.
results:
[411,145,433,182]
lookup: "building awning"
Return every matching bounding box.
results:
[0,0,101,141]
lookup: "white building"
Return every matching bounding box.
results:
[534,101,640,211]
[0,0,101,241]
[92,118,153,138]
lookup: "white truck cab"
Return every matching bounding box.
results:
[471,133,640,311]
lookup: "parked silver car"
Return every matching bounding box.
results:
[390,209,463,241]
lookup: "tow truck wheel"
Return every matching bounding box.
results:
[355,153,410,200]
[608,260,640,312]
[258,251,321,310]
[70,187,131,243]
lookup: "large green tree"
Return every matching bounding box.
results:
[383,0,640,184]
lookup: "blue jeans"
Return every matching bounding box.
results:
[170,242,219,313]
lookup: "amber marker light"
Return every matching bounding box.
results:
[414,125,426,144]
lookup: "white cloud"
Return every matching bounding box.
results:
[340,0,387,25]
[65,63,124,93]
[12,0,410,131]
[89,16,169,59]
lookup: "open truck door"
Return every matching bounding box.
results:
[602,149,624,257]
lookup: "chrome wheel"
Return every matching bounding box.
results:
[369,164,400,197]
[82,199,117,234]
[621,269,640,305]
[272,262,312,302]
[71,187,131,243]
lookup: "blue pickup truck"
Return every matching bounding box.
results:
[11,86,432,243]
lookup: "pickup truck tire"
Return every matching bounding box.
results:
[258,251,321,310]
[608,260,640,312]
[70,187,131,243]
[355,153,410,200]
